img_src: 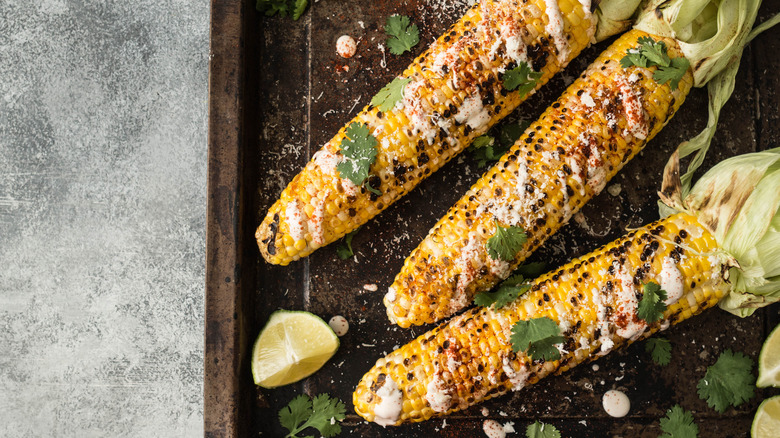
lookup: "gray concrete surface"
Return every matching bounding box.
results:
[1,1,208,435]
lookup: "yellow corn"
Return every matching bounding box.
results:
[385,29,694,327]
[355,213,729,425]
[257,0,598,265]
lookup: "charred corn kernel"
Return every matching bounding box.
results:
[257,0,599,265]
[355,213,729,425]
[385,29,694,327]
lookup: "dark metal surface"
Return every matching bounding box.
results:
[206,0,780,436]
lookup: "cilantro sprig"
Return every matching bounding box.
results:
[371,77,412,112]
[511,317,565,361]
[385,15,419,55]
[256,0,308,20]
[637,282,668,323]
[659,404,699,438]
[697,350,756,413]
[471,135,494,149]
[279,394,346,438]
[336,227,360,260]
[502,62,542,97]
[645,337,671,366]
[336,122,378,189]
[620,36,690,90]
[470,135,499,167]
[292,0,307,20]
[526,420,561,438]
[486,220,527,262]
[514,261,546,277]
[474,273,532,309]
[469,120,530,167]
[654,58,690,89]
[474,262,544,308]
[499,120,529,146]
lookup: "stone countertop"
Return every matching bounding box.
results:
[1,1,208,435]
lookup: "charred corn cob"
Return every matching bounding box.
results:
[385,29,693,327]
[256,0,602,265]
[356,212,729,425]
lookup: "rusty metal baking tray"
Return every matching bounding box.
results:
[206,0,780,436]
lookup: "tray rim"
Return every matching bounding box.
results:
[205,0,247,436]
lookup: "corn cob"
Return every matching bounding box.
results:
[385,29,694,327]
[256,0,600,265]
[355,212,729,425]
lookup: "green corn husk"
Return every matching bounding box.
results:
[638,0,780,203]
[594,0,644,42]
[660,148,780,317]
[636,0,765,87]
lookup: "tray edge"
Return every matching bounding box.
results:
[205,0,247,436]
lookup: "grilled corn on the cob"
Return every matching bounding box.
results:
[385,29,693,327]
[256,0,602,265]
[356,212,729,425]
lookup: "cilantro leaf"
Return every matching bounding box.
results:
[336,227,360,260]
[503,62,542,97]
[637,282,668,323]
[278,394,346,438]
[474,274,532,309]
[335,122,378,187]
[486,220,527,261]
[471,135,495,149]
[645,337,671,366]
[659,404,699,438]
[511,317,565,361]
[637,36,670,66]
[526,420,561,438]
[499,120,529,147]
[620,48,647,69]
[279,394,312,435]
[469,135,502,167]
[310,394,346,437]
[291,0,308,20]
[501,273,532,288]
[470,142,508,168]
[371,77,412,112]
[697,350,755,413]
[620,36,689,90]
[474,262,544,308]
[385,15,419,55]
[654,57,690,91]
[257,0,289,17]
[469,120,529,167]
[514,261,546,278]
[256,0,308,19]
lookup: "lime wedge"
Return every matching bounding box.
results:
[752,396,780,438]
[251,310,339,388]
[757,323,780,388]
